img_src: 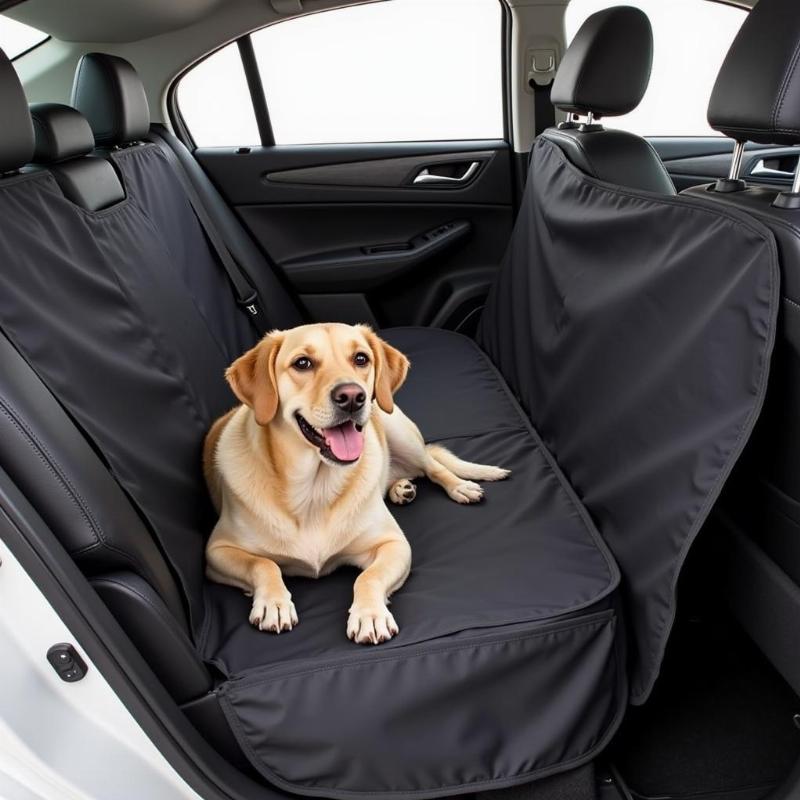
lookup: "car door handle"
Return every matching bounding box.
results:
[750,157,797,180]
[413,161,481,185]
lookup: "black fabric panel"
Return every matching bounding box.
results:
[542,127,675,196]
[479,138,779,703]
[0,169,238,628]
[219,612,623,799]
[203,328,622,796]
[111,144,257,363]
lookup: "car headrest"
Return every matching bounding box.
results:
[708,0,800,145]
[30,103,95,163]
[0,48,35,173]
[551,6,653,119]
[71,52,150,146]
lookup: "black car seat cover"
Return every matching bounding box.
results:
[480,138,778,703]
[0,16,781,798]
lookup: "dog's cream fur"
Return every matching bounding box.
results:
[204,323,509,644]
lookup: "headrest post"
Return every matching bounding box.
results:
[586,111,595,126]
[712,140,747,194]
[728,140,745,181]
[792,164,800,196]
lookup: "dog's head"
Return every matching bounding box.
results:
[225,323,409,465]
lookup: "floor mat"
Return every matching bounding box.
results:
[612,612,800,799]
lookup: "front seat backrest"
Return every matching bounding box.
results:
[544,6,675,195]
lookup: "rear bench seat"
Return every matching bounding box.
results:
[0,48,624,797]
[0,35,779,799]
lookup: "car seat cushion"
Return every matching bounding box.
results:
[200,327,625,798]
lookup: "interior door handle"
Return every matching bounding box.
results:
[413,161,481,186]
[750,158,797,180]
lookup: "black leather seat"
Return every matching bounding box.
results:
[683,0,800,697]
[30,102,125,211]
[545,6,675,195]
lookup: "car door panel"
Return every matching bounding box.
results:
[195,142,513,332]
[650,137,800,191]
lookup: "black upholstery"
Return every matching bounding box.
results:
[71,53,304,330]
[0,332,186,621]
[551,6,653,118]
[0,49,34,173]
[0,33,777,797]
[544,8,674,199]
[71,52,150,146]
[30,102,126,211]
[708,0,800,144]
[541,126,675,194]
[91,571,211,703]
[30,102,94,162]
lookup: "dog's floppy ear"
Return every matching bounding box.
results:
[225,331,284,426]
[360,326,410,414]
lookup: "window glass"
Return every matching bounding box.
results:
[177,43,260,147]
[564,0,746,136]
[0,15,47,60]
[178,0,503,147]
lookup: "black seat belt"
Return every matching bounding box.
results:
[532,79,556,136]
[146,127,269,337]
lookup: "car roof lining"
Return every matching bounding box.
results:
[4,0,754,45]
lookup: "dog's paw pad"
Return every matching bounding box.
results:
[449,481,484,504]
[347,605,399,644]
[389,479,417,505]
[250,594,298,633]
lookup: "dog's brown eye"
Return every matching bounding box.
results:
[354,352,370,367]
[293,356,313,371]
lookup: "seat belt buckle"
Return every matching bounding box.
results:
[238,293,259,316]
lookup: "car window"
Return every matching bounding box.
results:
[177,0,503,147]
[565,0,746,137]
[0,14,47,60]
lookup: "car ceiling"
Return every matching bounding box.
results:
[5,0,755,45]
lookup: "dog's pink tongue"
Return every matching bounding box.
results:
[324,421,364,461]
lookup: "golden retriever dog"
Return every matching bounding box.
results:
[203,323,509,644]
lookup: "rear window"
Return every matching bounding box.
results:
[0,15,47,60]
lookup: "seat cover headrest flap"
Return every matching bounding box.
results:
[71,53,150,146]
[0,48,35,173]
[708,0,800,145]
[551,6,653,118]
[30,103,95,163]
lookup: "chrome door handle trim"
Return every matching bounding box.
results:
[413,161,481,185]
[750,158,796,179]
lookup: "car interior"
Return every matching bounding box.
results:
[2,0,800,799]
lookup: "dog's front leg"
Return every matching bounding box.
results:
[348,537,411,645]
[206,542,298,633]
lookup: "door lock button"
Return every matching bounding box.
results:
[47,643,87,682]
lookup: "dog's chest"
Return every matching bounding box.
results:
[278,525,351,578]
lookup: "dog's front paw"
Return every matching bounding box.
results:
[249,591,298,633]
[347,604,399,644]
[449,480,484,504]
[389,479,417,505]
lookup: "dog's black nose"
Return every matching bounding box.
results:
[332,383,366,413]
